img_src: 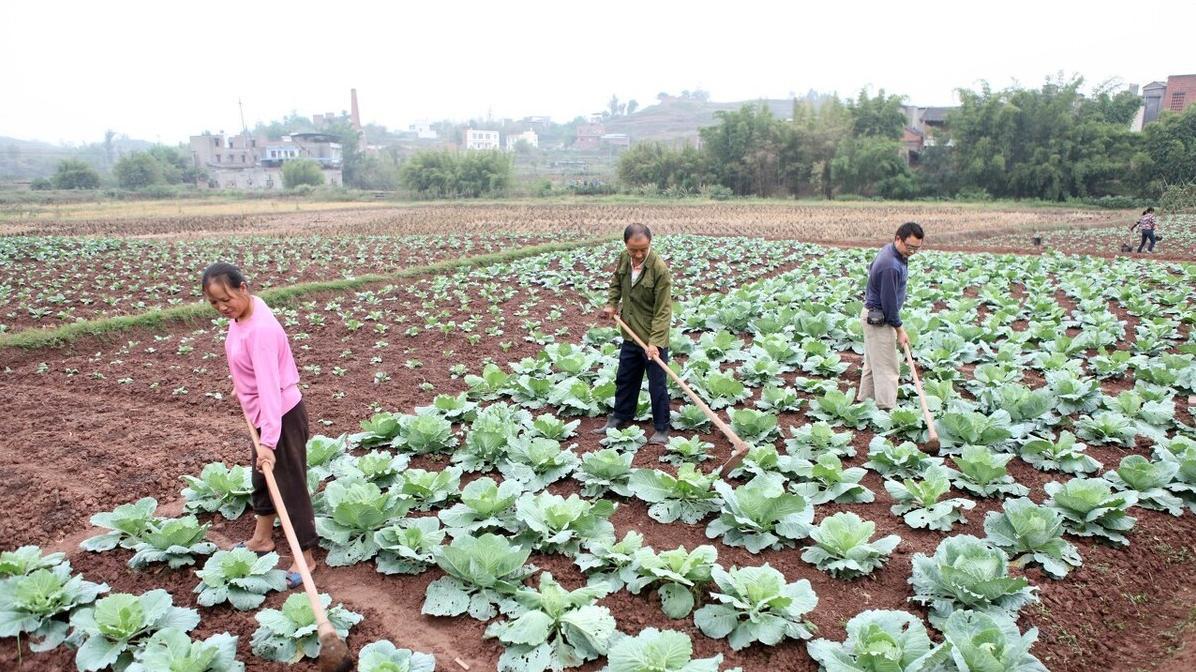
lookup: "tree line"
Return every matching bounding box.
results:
[618,76,1196,202]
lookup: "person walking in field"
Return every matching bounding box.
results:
[594,223,674,445]
[857,222,923,410]
[202,262,316,590]
[1131,207,1158,253]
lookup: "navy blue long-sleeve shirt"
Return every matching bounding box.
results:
[864,243,908,327]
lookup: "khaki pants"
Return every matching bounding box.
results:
[857,307,899,409]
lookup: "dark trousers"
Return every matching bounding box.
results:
[251,400,318,551]
[1138,229,1156,252]
[612,341,670,431]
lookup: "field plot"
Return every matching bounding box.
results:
[1,230,1195,672]
[939,213,1196,262]
[0,233,572,331]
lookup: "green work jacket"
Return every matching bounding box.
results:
[605,249,672,347]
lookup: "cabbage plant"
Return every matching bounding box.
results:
[181,463,253,520]
[250,592,362,663]
[983,498,1081,579]
[726,444,805,480]
[909,535,1037,627]
[395,467,462,511]
[783,421,855,459]
[80,497,159,552]
[574,531,645,592]
[802,512,901,579]
[660,435,715,465]
[693,564,817,651]
[68,590,201,672]
[807,609,932,672]
[865,436,942,479]
[1017,431,1100,475]
[438,477,523,536]
[126,629,243,672]
[129,515,217,570]
[0,545,67,578]
[575,448,634,497]
[483,573,616,672]
[756,384,803,412]
[628,464,722,524]
[671,404,713,431]
[1103,454,1182,515]
[699,372,751,409]
[627,545,717,619]
[374,516,446,575]
[0,562,108,653]
[529,413,580,440]
[314,479,412,566]
[1074,411,1138,448]
[885,465,975,532]
[935,410,1013,455]
[949,447,1029,499]
[808,389,876,429]
[600,426,647,452]
[498,437,580,491]
[607,628,738,672]
[514,492,616,554]
[330,450,409,489]
[913,609,1048,671]
[393,413,458,454]
[422,533,534,620]
[705,474,813,553]
[727,408,780,443]
[1043,478,1138,546]
[790,454,874,504]
[357,640,436,672]
[305,434,350,482]
[193,548,287,610]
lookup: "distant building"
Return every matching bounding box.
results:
[600,133,630,148]
[409,120,439,140]
[464,129,500,151]
[504,130,539,151]
[188,131,342,190]
[574,123,605,150]
[1134,75,1196,131]
[903,105,955,144]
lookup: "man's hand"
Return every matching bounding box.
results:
[601,305,616,320]
[646,344,660,361]
[256,446,276,473]
[895,327,910,349]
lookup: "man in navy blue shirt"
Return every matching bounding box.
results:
[857,222,923,409]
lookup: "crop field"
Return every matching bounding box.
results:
[1,202,1194,672]
[941,214,1196,262]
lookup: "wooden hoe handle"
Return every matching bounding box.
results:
[901,341,940,448]
[612,315,751,470]
[242,413,339,643]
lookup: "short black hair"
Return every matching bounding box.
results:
[624,223,652,242]
[895,222,924,240]
[1143,207,1155,215]
[201,262,247,292]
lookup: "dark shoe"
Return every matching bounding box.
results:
[648,430,670,445]
[591,417,630,435]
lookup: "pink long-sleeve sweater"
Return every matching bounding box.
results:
[225,296,301,448]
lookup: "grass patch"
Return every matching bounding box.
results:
[0,236,614,351]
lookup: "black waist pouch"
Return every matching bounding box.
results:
[866,308,886,326]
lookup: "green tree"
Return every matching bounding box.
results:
[1131,105,1196,197]
[831,135,914,198]
[700,104,791,196]
[617,142,712,192]
[399,150,511,198]
[145,145,188,183]
[282,159,325,188]
[787,97,852,198]
[52,159,101,189]
[848,88,906,139]
[114,152,164,189]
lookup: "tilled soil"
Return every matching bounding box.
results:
[2,261,1195,671]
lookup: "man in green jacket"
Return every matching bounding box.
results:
[593,223,674,445]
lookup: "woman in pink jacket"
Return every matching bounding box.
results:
[202,262,316,589]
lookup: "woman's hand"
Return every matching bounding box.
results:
[256,446,276,473]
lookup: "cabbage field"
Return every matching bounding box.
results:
[1,207,1194,672]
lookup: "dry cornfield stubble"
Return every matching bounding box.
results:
[1,200,1126,241]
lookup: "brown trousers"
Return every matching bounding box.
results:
[251,400,319,550]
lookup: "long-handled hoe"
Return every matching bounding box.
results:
[242,413,354,672]
[613,315,751,472]
[901,341,941,452]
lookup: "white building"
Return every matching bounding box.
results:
[464,129,500,151]
[188,131,342,190]
[409,120,439,140]
[504,129,539,151]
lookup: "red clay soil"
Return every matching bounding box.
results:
[2,274,1196,671]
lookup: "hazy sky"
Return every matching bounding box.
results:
[4,0,1194,145]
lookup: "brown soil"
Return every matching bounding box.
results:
[2,253,1194,671]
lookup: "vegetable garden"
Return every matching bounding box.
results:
[1,213,1195,672]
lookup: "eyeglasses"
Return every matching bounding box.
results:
[902,241,922,253]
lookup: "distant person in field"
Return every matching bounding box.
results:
[1131,207,1158,253]
[857,222,923,410]
[595,223,674,445]
[202,262,316,590]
